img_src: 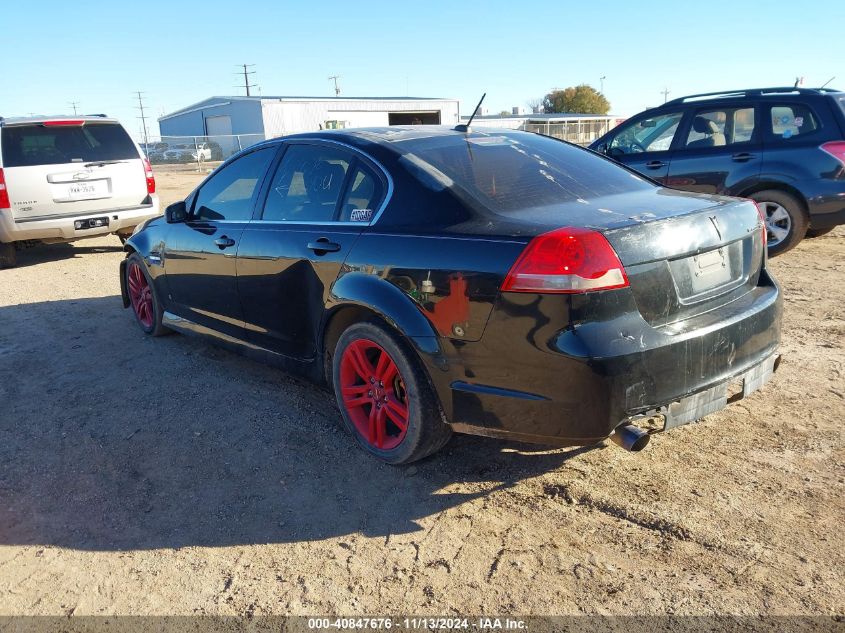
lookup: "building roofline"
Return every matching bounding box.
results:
[159,95,460,121]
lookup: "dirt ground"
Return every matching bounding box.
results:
[0,167,843,617]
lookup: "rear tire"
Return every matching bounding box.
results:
[0,242,16,269]
[125,252,168,336]
[806,227,834,238]
[332,321,451,464]
[750,190,808,257]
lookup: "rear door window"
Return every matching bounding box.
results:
[261,144,353,222]
[684,107,756,148]
[767,104,820,141]
[1,122,139,167]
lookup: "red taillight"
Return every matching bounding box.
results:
[752,201,768,250]
[820,141,845,167]
[41,119,85,127]
[501,227,629,294]
[0,169,10,209]
[143,158,156,194]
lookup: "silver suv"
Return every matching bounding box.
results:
[0,115,160,268]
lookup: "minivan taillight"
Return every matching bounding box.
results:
[501,227,629,294]
[820,141,845,167]
[143,158,156,194]
[0,169,9,209]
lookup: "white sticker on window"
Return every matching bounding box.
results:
[794,116,804,127]
[350,208,373,222]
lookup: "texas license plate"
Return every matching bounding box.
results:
[65,179,109,200]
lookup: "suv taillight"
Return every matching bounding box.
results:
[143,158,156,194]
[501,227,629,294]
[0,169,9,209]
[752,201,768,250]
[820,141,845,167]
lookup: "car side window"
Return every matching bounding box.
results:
[685,107,755,148]
[338,165,384,222]
[261,144,352,222]
[609,112,683,154]
[192,147,276,221]
[768,104,819,141]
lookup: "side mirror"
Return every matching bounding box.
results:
[165,200,187,223]
[594,143,609,154]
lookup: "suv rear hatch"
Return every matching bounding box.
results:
[1,120,147,222]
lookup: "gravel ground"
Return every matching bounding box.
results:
[0,168,843,616]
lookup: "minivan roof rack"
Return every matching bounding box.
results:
[664,87,840,106]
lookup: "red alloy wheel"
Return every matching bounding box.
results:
[339,339,410,451]
[127,261,154,329]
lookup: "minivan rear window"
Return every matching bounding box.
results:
[397,132,653,214]
[1,122,139,167]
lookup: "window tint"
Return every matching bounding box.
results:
[1,122,139,167]
[397,132,654,215]
[769,104,819,140]
[339,166,384,222]
[685,107,755,148]
[262,144,351,222]
[193,147,276,221]
[610,112,683,154]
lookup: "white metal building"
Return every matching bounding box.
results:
[158,96,461,139]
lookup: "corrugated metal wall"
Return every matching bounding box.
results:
[158,99,264,137]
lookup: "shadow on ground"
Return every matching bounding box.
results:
[12,241,124,268]
[0,296,596,551]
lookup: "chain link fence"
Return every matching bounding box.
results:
[522,120,614,146]
[140,134,266,169]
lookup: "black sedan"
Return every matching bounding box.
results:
[121,127,782,463]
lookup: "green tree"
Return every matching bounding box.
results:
[542,84,610,114]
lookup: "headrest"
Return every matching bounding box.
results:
[692,116,720,135]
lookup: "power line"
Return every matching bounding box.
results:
[134,91,149,148]
[68,101,80,116]
[236,64,257,97]
[328,75,341,96]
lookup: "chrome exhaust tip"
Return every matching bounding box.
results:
[610,423,650,452]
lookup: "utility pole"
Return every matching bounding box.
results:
[600,76,606,94]
[328,75,341,96]
[68,101,80,116]
[237,64,257,97]
[134,91,149,148]
[661,87,671,103]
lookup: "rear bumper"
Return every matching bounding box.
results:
[0,197,160,243]
[805,180,845,229]
[420,270,782,446]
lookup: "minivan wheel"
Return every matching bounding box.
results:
[125,253,168,336]
[0,242,16,269]
[750,190,808,257]
[333,321,452,465]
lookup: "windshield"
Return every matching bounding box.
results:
[396,131,654,214]
[1,122,139,167]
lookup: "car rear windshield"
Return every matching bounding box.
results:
[395,131,654,214]
[1,122,139,167]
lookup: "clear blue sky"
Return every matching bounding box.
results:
[4,0,844,139]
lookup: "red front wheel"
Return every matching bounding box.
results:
[333,322,451,464]
[125,253,168,336]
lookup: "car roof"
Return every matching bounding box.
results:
[0,114,117,127]
[272,125,538,150]
[660,87,843,108]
